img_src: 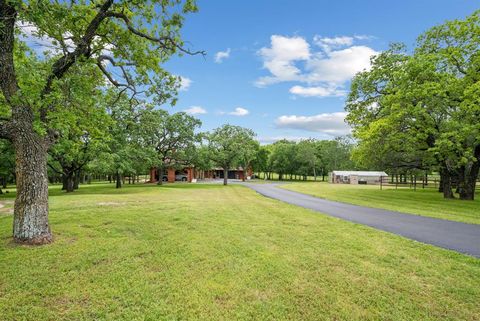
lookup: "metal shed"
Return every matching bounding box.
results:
[330,171,388,185]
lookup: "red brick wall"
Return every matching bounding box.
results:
[187,168,193,182]
[149,168,157,183]
[167,168,175,183]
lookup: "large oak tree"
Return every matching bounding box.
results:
[0,0,201,244]
[347,11,480,200]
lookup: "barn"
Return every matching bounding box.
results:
[330,171,388,185]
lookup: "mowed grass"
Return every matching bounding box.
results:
[281,182,480,224]
[0,183,479,321]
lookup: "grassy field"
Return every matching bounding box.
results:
[281,182,480,225]
[0,183,479,320]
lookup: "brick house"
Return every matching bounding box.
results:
[149,167,253,183]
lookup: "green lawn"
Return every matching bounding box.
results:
[0,183,479,320]
[280,182,480,225]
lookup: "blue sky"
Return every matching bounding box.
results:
[164,0,478,143]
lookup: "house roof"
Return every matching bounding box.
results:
[332,171,388,177]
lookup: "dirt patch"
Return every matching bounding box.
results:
[97,202,127,206]
[0,201,14,215]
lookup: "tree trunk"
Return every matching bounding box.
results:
[459,177,476,200]
[441,169,455,199]
[438,173,444,193]
[223,168,228,185]
[66,174,74,193]
[157,167,164,185]
[61,174,68,190]
[116,170,122,188]
[12,132,52,244]
[0,2,52,244]
[73,170,80,190]
[457,146,480,200]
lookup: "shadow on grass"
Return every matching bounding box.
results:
[0,182,228,200]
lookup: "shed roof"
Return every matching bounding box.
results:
[332,171,388,177]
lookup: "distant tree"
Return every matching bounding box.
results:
[208,125,256,185]
[189,144,213,179]
[296,139,319,180]
[252,146,271,179]
[84,92,158,189]
[238,138,259,181]
[47,65,111,192]
[269,140,297,180]
[141,110,202,185]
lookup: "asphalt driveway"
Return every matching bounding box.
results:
[243,182,480,258]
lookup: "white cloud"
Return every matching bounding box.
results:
[183,106,207,115]
[313,36,354,52]
[17,21,74,55]
[313,35,374,52]
[275,112,350,135]
[214,48,231,63]
[255,35,311,87]
[229,107,249,116]
[179,76,192,91]
[258,136,312,144]
[255,34,377,97]
[17,21,113,58]
[289,85,346,98]
[305,45,378,84]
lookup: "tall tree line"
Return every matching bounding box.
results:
[252,137,356,181]
[346,10,480,200]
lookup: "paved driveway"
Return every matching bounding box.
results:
[243,183,480,258]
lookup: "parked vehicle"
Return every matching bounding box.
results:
[162,174,188,182]
[175,174,188,181]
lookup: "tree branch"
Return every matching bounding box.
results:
[40,0,115,121]
[0,119,13,140]
[47,162,63,175]
[96,60,129,88]
[105,12,205,56]
[97,55,136,90]
[0,0,19,102]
